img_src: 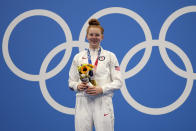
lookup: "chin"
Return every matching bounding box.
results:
[91,44,99,48]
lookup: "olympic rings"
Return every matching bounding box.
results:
[2,9,73,81]
[39,41,89,115]
[2,6,196,115]
[159,6,196,79]
[121,40,194,115]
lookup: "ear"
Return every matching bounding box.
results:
[101,34,104,40]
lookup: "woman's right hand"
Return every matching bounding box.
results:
[77,82,88,91]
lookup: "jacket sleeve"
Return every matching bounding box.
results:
[101,52,123,94]
[68,55,80,92]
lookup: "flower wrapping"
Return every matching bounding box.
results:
[78,64,97,86]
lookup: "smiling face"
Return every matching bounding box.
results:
[86,27,104,49]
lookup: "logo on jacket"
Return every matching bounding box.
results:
[115,66,120,71]
[98,56,105,61]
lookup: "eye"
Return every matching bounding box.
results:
[95,34,100,37]
[89,33,93,36]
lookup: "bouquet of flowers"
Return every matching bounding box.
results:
[78,64,97,86]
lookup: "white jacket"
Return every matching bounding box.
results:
[68,47,123,97]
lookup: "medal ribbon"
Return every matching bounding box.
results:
[87,47,101,73]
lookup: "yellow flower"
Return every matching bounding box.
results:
[78,66,81,72]
[87,64,94,69]
[81,65,90,74]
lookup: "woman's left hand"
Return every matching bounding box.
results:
[85,86,103,95]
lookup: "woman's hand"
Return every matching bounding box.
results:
[85,86,103,95]
[77,82,88,91]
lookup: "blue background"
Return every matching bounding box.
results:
[1,0,196,130]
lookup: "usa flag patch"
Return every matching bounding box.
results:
[115,66,120,71]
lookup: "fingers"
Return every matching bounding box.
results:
[85,86,97,95]
[77,84,98,95]
[77,83,88,91]
[85,86,103,95]
[86,90,96,95]
[81,82,88,85]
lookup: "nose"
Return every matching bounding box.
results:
[92,34,97,38]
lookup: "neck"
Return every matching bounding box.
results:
[89,45,100,50]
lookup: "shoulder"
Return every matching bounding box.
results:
[102,49,117,58]
[73,50,86,60]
